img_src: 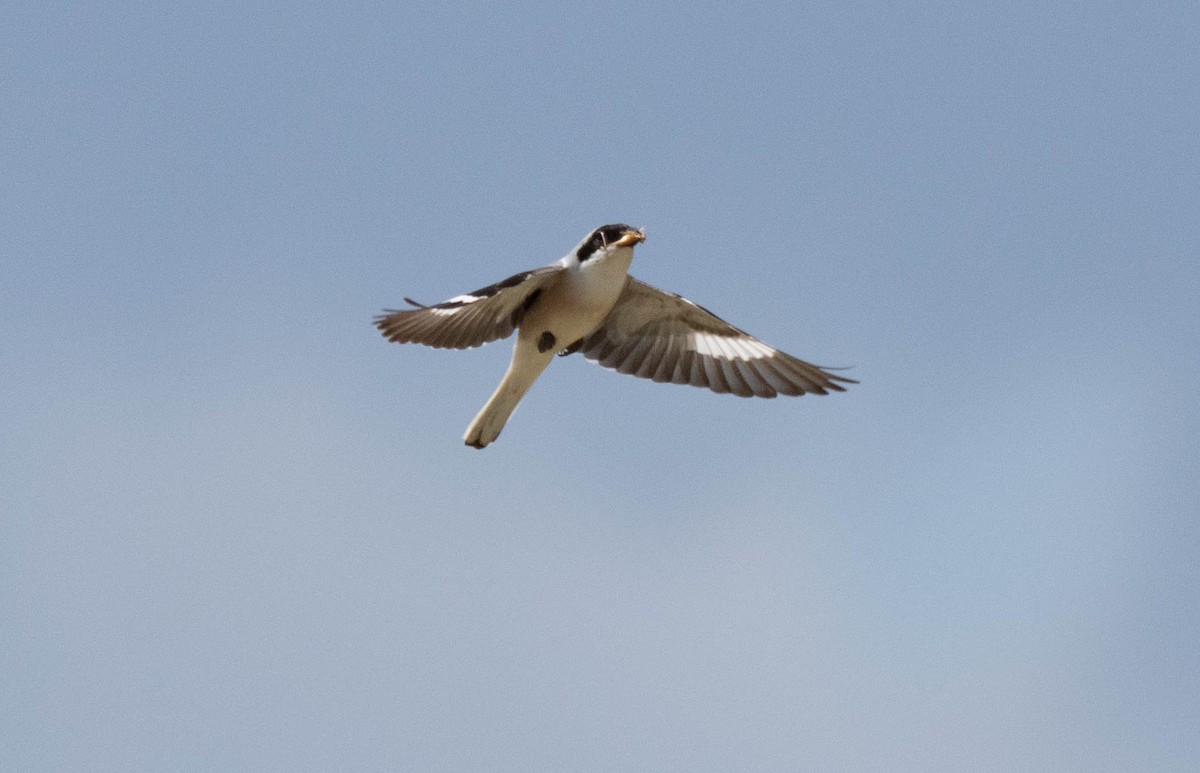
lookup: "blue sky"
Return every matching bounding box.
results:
[3,1,1198,770]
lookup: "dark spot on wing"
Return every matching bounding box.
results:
[537,331,557,353]
[576,223,636,263]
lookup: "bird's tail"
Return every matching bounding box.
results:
[463,347,552,449]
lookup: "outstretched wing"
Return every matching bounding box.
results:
[375,266,562,349]
[571,276,856,397]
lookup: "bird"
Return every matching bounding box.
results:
[375,224,856,448]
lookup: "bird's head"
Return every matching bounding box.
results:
[573,224,646,264]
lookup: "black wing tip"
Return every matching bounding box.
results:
[824,369,860,387]
[374,310,397,322]
[801,368,858,393]
[374,295,431,321]
[374,310,416,343]
[373,312,400,337]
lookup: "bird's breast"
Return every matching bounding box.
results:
[521,252,631,343]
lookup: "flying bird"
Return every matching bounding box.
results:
[375,224,855,448]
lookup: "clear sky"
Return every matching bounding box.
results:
[3,2,1198,770]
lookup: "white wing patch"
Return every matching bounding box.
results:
[441,294,486,307]
[689,332,777,361]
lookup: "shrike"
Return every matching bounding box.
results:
[375,224,855,448]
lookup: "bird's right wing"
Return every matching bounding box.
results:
[375,266,562,349]
[571,276,856,397]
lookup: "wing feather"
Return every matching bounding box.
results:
[649,333,681,383]
[634,334,669,380]
[618,334,657,376]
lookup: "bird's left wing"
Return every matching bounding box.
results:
[570,276,856,397]
[375,266,562,349]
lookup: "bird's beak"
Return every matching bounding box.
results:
[615,229,646,247]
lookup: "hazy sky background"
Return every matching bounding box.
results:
[3,2,1198,770]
